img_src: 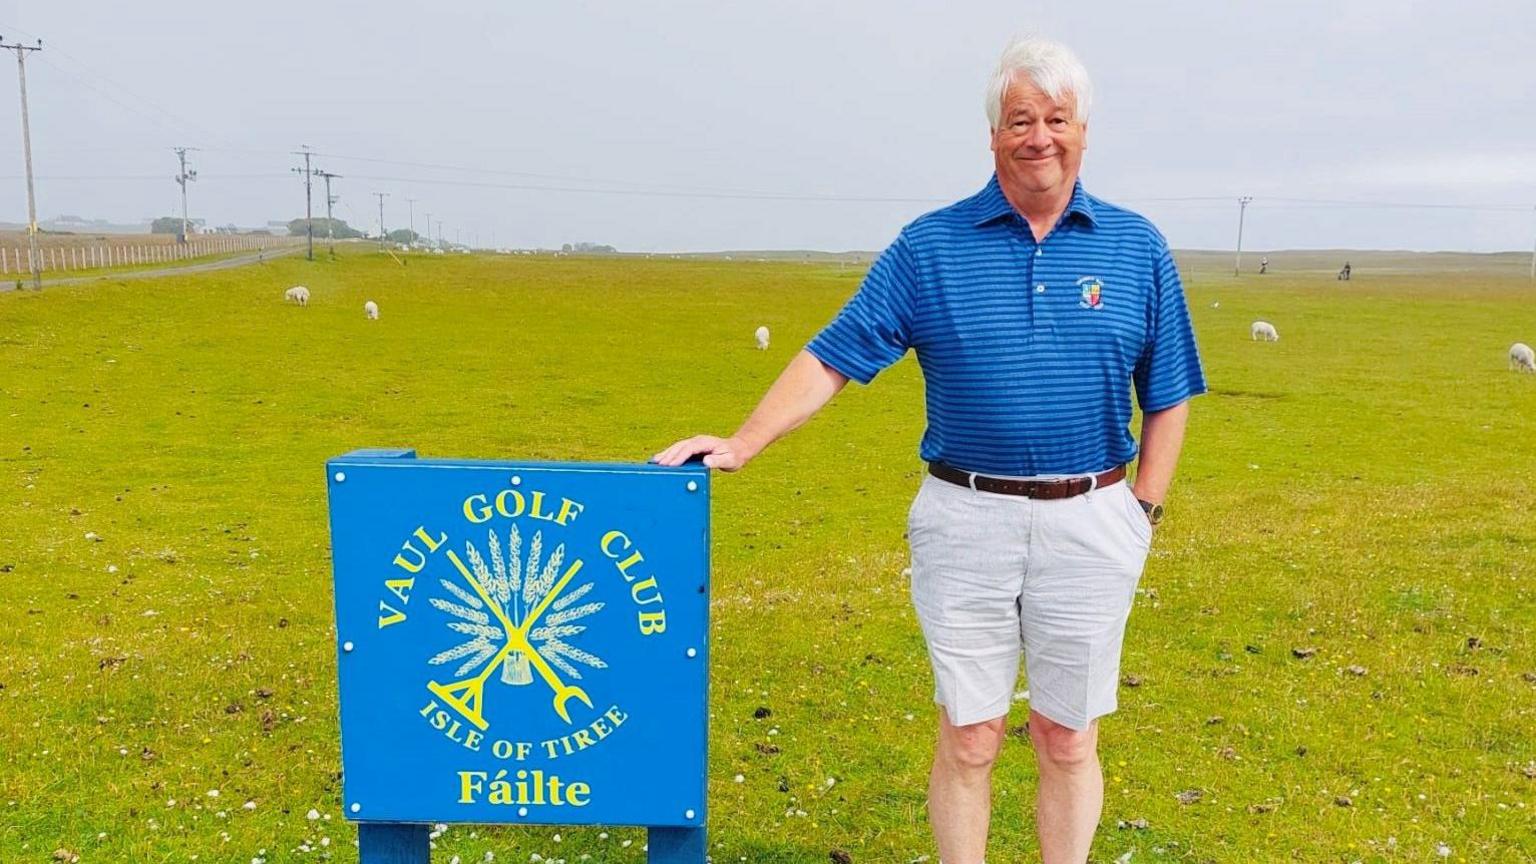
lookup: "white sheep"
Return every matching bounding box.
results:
[364,300,379,320]
[1251,321,1279,342]
[754,325,770,350]
[1510,342,1535,373]
[284,286,310,307]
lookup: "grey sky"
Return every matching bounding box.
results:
[2,0,1533,253]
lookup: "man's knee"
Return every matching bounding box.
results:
[938,713,1007,771]
[1028,712,1097,771]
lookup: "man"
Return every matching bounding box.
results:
[654,36,1205,864]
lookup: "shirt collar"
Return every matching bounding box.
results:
[972,174,1098,229]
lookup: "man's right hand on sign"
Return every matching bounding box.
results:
[651,435,753,471]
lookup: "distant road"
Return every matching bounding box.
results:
[2,244,307,291]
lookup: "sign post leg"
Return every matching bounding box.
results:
[647,826,706,864]
[359,823,430,864]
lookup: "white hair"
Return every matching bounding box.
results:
[985,36,1094,129]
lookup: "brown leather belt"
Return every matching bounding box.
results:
[927,461,1127,500]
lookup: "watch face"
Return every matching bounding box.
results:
[1149,504,1165,525]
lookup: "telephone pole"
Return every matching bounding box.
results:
[424,212,432,248]
[373,192,388,250]
[173,146,198,244]
[315,170,341,257]
[1233,195,1253,276]
[406,197,417,246]
[3,35,44,290]
[292,145,315,261]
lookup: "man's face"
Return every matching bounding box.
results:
[990,76,1087,200]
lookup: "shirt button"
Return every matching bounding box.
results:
[1035,284,1046,293]
[1035,248,1043,257]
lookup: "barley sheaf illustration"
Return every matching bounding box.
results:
[428,526,607,686]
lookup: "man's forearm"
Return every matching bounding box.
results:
[1131,401,1190,504]
[732,349,849,460]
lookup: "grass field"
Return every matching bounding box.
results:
[2,250,1534,863]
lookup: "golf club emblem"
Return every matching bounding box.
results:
[427,526,607,729]
[1078,276,1104,310]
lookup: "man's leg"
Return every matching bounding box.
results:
[930,707,1007,864]
[1029,711,1102,864]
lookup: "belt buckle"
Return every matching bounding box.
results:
[966,471,979,492]
[1086,472,1099,494]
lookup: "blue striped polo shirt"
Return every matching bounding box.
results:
[806,174,1206,477]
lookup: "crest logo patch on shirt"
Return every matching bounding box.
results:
[1077,276,1104,310]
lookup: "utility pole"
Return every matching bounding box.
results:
[315,170,341,257]
[173,146,198,244]
[1530,205,1535,281]
[292,145,315,261]
[435,220,443,248]
[406,197,417,247]
[424,212,432,248]
[3,35,44,290]
[1233,195,1253,276]
[373,192,388,250]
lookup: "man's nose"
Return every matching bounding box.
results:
[1022,121,1052,150]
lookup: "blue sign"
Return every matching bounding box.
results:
[325,449,710,830]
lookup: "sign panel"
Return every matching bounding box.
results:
[325,450,710,826]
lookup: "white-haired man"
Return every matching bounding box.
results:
[655,37,1204,864]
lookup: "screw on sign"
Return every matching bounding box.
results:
[326,449,710,863]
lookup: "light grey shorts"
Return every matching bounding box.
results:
[907,474,1152,730]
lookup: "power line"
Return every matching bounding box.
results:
[2,33,43,290]
[1234,196,1253,276]
[3,23,226,145]
[292,146,315,261]
[315,170,341,257]
[174,146,198,243]
[373,191,388,250]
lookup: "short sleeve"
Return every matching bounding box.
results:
[804,233,918,385]
[1133,234,1207,411]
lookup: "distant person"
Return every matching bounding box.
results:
[1259,256,1268,274]
[656,36,1204,864]
[1338,261,1351,281]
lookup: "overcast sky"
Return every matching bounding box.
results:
[1,0,1533,253]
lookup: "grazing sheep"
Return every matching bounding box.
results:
[364,300,379,320]
[1510,342,1536,373]
[754,325,770,350]
[1251,321,1279,342]
[284,286,310,307]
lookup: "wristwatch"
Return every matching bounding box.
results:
[1137,498,1164,526]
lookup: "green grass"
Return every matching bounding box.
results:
[2,251,1534,863]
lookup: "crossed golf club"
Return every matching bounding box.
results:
[435,549,593,725]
